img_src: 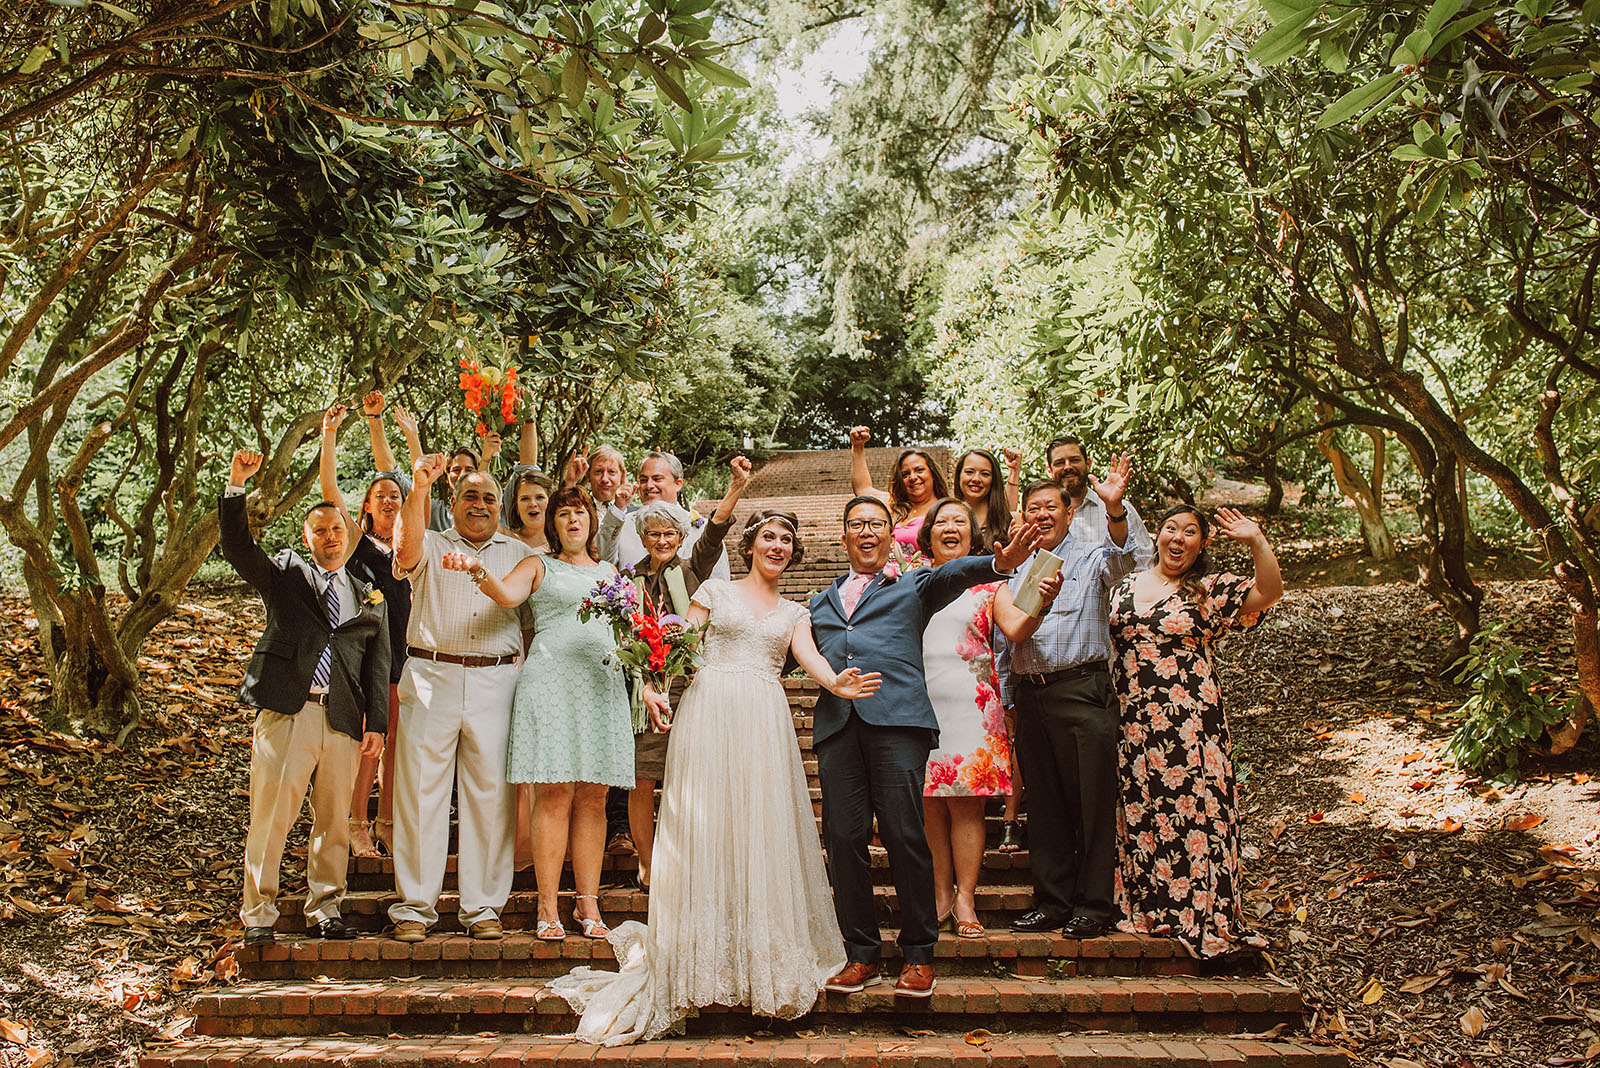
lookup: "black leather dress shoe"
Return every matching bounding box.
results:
[308,917,359,940]
[1010,909,1064,932]
[1061,915,1109,938]
[243,927,275,946]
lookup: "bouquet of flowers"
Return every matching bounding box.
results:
[458,353,520,436]
[578,571,705,680]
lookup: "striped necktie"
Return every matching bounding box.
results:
[311,570,340,691]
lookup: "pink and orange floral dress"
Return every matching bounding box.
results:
[922,582,1012,797]
[1108,571,1268,958]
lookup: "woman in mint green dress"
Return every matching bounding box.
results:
[444,485,633,943]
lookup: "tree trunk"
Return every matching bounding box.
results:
[1260,430,1285,514]
[1317,425,1396,559]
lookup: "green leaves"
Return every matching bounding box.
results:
[1316,72,1405,128]
[1248,5,1320,65]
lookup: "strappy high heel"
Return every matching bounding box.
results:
[535,918,566,941]
[574,895,609,939]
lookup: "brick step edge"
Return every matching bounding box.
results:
[144,1033,1347,1068]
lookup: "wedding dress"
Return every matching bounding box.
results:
[547,579,845,1044]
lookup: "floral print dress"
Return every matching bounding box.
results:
[922,583,1013,797]
[1108,572,1268,958]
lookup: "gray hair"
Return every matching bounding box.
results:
[640,450,684,482]
[452,470,502,503]
[590,444,626,469]
[633,500,692,539]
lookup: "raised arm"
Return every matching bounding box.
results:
[395,453,445,574]
[219,450,276,594]
[518,418,539,469]
[361,392,397,475]
[320,403,350,509]
[709,454,752,525]
[1215,507,1284,613]
[1003,447,1022,512]
[790,618,882,699]
[848,426,887,500]
[443,550,545,607]
[391,403,424,471]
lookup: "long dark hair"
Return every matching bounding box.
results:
[888,448,951,523]
[915,498,982,561]
[952,448,1012,548]
[1157,504,1212,600]
[545,485,599,561]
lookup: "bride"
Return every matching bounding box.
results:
[548,508,879,1044]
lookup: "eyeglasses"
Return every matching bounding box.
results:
[642,529,682,541]
[845,519,890,533]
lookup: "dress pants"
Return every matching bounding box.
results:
[241,702,360,928]
[1014,669,1119,923]
[816,712,937,965]
[389,659,518,928]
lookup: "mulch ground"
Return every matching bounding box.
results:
[0,575,1594,1068]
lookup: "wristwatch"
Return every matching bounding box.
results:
[1105,510,1128,522]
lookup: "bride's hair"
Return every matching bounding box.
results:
[738,509,805,569]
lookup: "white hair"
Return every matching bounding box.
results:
[633,500,692,539]
[640,450,684,482]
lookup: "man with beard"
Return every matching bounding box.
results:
[387,455,535,942]
[1046,436,1154,569]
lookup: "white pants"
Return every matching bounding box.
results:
[389,659,517,927]
[241,704,359,928]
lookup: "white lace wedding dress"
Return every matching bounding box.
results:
[547,579,845,1044]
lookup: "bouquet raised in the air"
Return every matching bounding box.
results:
[458,353,520,436]
[578,571,705,680]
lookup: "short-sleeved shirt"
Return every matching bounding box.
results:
[397,527,535,656]
[997,534,1135,696]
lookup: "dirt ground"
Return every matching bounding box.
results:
[0,572,1595,1068]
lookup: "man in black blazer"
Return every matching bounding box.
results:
[220,450,389,946]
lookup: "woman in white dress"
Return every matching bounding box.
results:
[548,509,881,1044]
[916,499,1012,940]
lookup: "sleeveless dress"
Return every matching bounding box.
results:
[922,583,1012,796]
[1107,572,1268,958]
[547,578,845,1043]
[507,557,633,788]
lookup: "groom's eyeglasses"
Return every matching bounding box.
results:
[845,519,890,533]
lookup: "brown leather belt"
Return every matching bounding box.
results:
[1022,661,1107,687]
[407,646,518,668]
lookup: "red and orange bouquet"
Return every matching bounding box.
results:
[458,354,520,436]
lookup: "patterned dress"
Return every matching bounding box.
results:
[1108,572,1268,958]
[508,557,634,788]
[923,583,1012,797]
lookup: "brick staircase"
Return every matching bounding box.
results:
[144,457,1342,1068]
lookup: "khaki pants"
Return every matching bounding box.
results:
[389,659,518,928]
[241,703,360,928]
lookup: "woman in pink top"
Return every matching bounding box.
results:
[847,426,949,555]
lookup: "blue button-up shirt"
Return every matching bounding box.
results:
[994,533,1135,704]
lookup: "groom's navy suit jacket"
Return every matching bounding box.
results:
[808,555,1007,746]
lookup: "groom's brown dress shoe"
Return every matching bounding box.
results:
[894,964,936,998]
[824,962,881,993]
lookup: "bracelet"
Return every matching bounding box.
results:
[1106,510,1127,522]
[469,566,488,584]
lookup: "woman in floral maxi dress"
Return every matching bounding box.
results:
[1108,505,1283,959]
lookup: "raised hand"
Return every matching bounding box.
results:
[391,404,418,437]
[1003,447,1022,479]
[441,550,483,573]
[481,430,502,462]
[413,453,447,489]
[565,452,590,487]
[231,449,264,485]
[729,454,753,491]
[831,668,882,700]
[848,425,871,449]
[322,403,347,435]
[361,391,385,417]
[993,519,1045,571]
[1089,451,1134,510]
[615,480,636,509]
[1214,506,1265,544]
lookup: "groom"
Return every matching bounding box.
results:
[810,496,1035,997]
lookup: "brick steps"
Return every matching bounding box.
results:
[235,931,1210,980]
[147,1033,1346,1067]
[346,848,1030,892]
[190,975,1305,1038]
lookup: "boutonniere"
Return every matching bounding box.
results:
[881,562,901,582]
[689,510,705,528]
[365,589,384,606]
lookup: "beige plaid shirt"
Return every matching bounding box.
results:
[397,528,535,656]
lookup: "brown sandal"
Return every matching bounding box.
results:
[957,918,985,939]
